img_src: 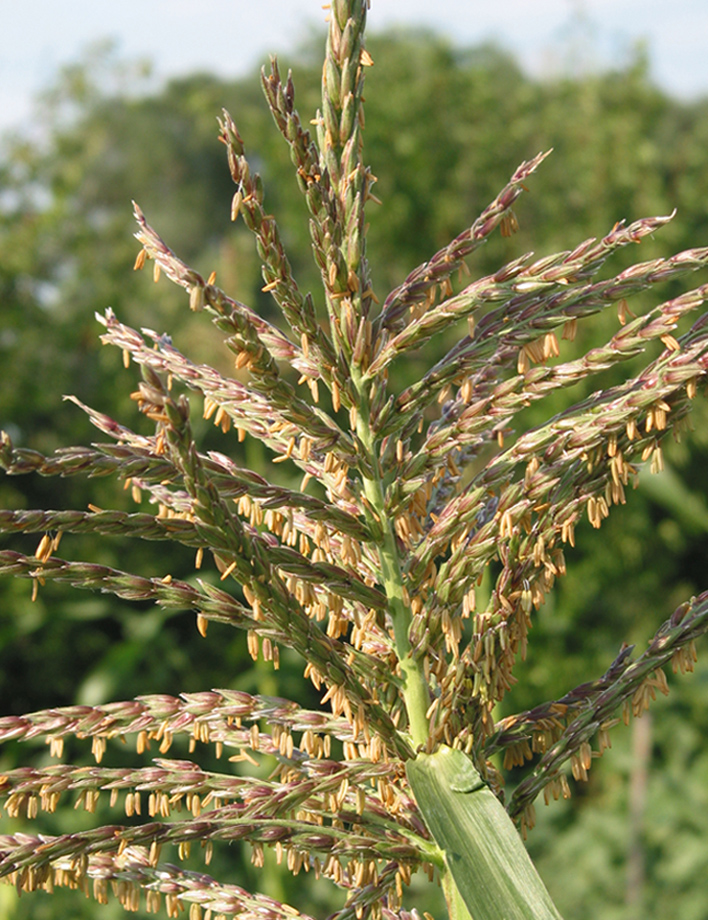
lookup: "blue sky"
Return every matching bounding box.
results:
[2,1,707,135]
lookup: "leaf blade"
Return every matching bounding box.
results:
[407,745,564,920]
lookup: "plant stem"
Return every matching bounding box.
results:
[352,367,430,748]
[443,872,475,920]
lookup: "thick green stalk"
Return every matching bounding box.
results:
[352,369,430,748]
[407,746,565,920]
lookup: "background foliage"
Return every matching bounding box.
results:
[1,26,708,920]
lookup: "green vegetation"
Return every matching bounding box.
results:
[1,5,708,919]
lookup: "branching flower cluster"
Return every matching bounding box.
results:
[1,2,708,919]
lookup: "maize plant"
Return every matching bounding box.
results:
[2,2,708,919]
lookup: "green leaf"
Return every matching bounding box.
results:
[407,745,564,920]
